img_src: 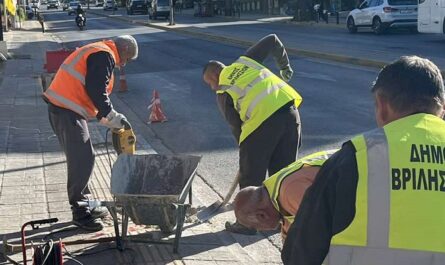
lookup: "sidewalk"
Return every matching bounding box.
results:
[0,20,282,264]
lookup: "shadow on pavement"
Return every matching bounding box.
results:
[1,220,265,264]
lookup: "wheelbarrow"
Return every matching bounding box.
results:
[2,153,201,260]
[106,153,201,253]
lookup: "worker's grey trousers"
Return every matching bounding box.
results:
[239,103,301,189]
[48,104,94,218]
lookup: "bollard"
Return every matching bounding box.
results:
[336,11,339,24]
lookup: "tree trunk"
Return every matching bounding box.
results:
[292,0,314,21]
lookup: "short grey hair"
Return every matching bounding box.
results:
[372,56,445,115]
[114,35,138,61]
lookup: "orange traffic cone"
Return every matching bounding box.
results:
[148,89,168,123]
[118,68,128,92]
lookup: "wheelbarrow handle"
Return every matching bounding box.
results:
[21,218,58,265]
[28,218,59,227]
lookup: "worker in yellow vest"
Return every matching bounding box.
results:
[234,150,337,241]
[43,36,138,232]
[202,34,303,234]
[282,56,445,265]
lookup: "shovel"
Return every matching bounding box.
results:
[197,170,240,223]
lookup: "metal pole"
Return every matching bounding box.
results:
[4,2,8,32]
[168,0,174,25]
[0,6,3,41]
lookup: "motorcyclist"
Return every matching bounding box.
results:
[75,4,86,26]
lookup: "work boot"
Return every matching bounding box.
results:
[225,221,257,235]
[72,215,104,232]
[91,206,108,219]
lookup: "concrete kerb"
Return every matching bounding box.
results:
[90,10,445,77]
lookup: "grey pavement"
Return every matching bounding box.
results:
[0,20,282,264]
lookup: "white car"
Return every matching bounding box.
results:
[103,0,117,10]
[31,0,41,9]
[346,0,418,34]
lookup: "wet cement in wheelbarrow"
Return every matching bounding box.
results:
[120,154,198,196]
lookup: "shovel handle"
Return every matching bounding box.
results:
[221,170,241,207]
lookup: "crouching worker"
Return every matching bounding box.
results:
[233,149,337,240]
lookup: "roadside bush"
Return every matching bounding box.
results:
[17,7,26,21]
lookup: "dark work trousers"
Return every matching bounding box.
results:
[239,103,301,189]
[48,103,95,219]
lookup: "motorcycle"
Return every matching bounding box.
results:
[75,13,86,30]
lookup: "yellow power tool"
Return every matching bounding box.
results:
[111,119,136,155]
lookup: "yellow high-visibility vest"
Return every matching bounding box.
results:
[329,113,445,265]
[217,56,302,144]
[264,149,337,224]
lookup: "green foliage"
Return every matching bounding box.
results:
[17,6,27,20]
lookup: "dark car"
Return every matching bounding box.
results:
[127,0,148,14]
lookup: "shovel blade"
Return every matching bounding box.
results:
[197,200,223,222]
[197,201,235,223]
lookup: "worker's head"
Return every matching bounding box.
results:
[203,60,226,91]
[371,56,445,127]
[234,186,280,231]
[114,35,139,67]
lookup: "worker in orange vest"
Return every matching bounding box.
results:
[43,35,138,231]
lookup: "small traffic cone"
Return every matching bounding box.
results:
[147,89,168,123]
[118,68,128,92]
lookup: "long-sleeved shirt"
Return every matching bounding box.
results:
[85,51,115,120]
[281,141,358,265]
[216,34,291,142]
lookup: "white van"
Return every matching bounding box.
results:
[418,0,445,33]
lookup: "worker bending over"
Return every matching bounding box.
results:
[234,150,336,240]
[203,34,303,234]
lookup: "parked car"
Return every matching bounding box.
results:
[41,0,48,4]
[148,0,170,19]
[346,0,418,34]
[127,0,148,14]
[96,0,104,6]
[62,0,69,10]
[67,1,80,15]
[103,0,118,10]
[31,0,41,9]
[47,0,60,9]
[25,5,35,19]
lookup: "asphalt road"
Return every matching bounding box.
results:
[42,7,379,196]
[84,7,445,69]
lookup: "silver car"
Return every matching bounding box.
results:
[347,0,418,34]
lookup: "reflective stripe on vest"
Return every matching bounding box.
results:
[44,41,118,119]
[328,114,445,265]
[218,56,302,144]
[45,89,90,118]
[264,149,338,224]
[58,44,107,85]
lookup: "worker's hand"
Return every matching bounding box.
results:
[100,110,127,129]
[280,65,293,82]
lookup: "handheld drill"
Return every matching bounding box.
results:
[111,119,136,155]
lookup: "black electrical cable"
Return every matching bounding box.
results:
[105,128,112,171]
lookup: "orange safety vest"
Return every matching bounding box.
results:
[44,40,121,119]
